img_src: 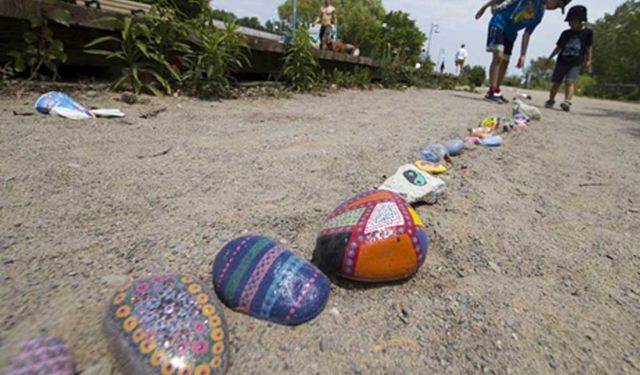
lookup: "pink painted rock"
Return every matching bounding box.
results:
[5,336,75,375]
[104,275,230,375]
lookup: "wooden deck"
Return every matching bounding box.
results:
[0,0,380,77]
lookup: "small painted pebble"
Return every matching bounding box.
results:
[213,235,330,326]
[5,336,75,375]
[104,274,229,375]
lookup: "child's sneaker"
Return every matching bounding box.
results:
[484,91,504,104]
[544,99,555,108]
[497,94,509,103]
[560,100,572,112]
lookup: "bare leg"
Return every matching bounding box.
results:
[489,50,504,89]
[565,81,575,101]
[497,58,509,89]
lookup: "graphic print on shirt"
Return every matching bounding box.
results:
[562,36,582,57]
[513,0,536,23]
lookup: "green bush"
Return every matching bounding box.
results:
[282,27,319,92]
[461,65,487,87]
[575,74,598,97]
[502,74,523,88]
[86,1,250,97]
[326,67,371,88]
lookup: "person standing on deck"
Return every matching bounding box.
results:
[314,0,337,50]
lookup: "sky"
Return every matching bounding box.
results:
[212,0,624,74]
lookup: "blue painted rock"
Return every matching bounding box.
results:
[105,275,230,375]
[513,113,530,122]
[419,149,440,163]
[6,336,74,375]
[313,190,428,282]
[213,236,330,326]
[479,135,503,147]
[443,140,464,156]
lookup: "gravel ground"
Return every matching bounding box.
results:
[1,87,639,374]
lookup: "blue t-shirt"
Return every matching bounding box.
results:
[490,0,546,41]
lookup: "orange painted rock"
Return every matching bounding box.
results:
[312,190,428,282]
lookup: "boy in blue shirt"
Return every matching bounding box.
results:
[476,0,572,103]
[545,5,593,112]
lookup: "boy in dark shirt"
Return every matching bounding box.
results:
[545,5,593,111]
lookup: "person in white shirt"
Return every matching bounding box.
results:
[455,44,468,76]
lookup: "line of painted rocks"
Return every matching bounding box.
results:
[313,190,428,282]
[104,275,230,375]
[212,235,331,326]
[5,336,75,375]
[379,164,446,204]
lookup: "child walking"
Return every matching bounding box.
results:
[476,0,572,103]
[545,5,593,112]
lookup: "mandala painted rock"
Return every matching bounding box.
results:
[105,275,230,375]
[6,336,75,375]
[212,236,330,326]
[313,190,429,282]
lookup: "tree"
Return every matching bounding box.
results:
[237,17,267,31]
[525,56,553,89]
[462,65,487,87]
[278,0,321,25]
[212,9,237,22]
[265,20,275,32]
[590,0,640,86]
[375,10,425,62]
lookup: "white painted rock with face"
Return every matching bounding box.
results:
[379,164,446,205]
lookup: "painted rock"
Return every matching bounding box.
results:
[479,135,503,147]
[513,99,541,121]
[379,164,446,204]
[5,336,75,375]
[105,275,230,375]
[313,190,429,282]
[480,116,499,129]
[513,113,530,122]
[469,127,492,138]
[443,139,464,156]
[419,149,440,163]
[212,236,330,326]
[415,160,447,174]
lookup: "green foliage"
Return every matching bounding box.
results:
[526,56,554,90]
[325,67,371,88]
[337,0,385,57]
[86,2,250,97]
[278,0,322,25]
[85,15,177,95]
[375,11,425,63]
[575,74,598,97]
[283,27,319,92]
[590,0,640,99]
[502,74,523,88]
[8,0,71,80]
[182,22,250,98]
[461,65,487,87]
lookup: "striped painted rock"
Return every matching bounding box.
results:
[313,190,428,282]
[104,275,230,375]
[212,236,330,326]
[5,336,74,375]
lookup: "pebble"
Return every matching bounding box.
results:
[85,90,97,98]
[101,274,127,287]
[505,316,518,329]
[488,261,501,273]
[171,242,188,253]
[350,363,364,374]
[329,307,341,318]
[80,258,94,266]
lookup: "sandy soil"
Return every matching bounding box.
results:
[0,87,639,374]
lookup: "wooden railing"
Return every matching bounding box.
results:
[75,0,151,15]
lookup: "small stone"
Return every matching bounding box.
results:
[329,307,341,318]
[101,274,128,288]
[505,316,518,328]
[80,258,94,266]
[213,236,330,326]
[629,208,639,213]
[495,340,503,350]
[350,363,364,375]
[488,261,501,273]
[81,362,113,375]
[85,90,97,98]
[105,275,230,374]
[6,336,75,375]
[171,242,188,253]
[68,271,78,277]
[3,257,15,265]
[313,190,429,282]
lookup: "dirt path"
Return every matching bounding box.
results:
[1,87,639,374]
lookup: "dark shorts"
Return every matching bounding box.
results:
[552,62,582,83]
[319,25,331,41]
[486,24,514,59]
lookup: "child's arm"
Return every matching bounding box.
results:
[547,46,562,65]
[475,0,504,19]
[516,31,531,68]
[585,45,593,70]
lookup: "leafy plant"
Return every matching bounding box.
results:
[181,22,250,98]
[85,15,180,95]
[326,67,371,88]
[282,27,319,92]
[8,0,72,80]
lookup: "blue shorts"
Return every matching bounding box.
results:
[486,24,514,59]
[552,62,582,83]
